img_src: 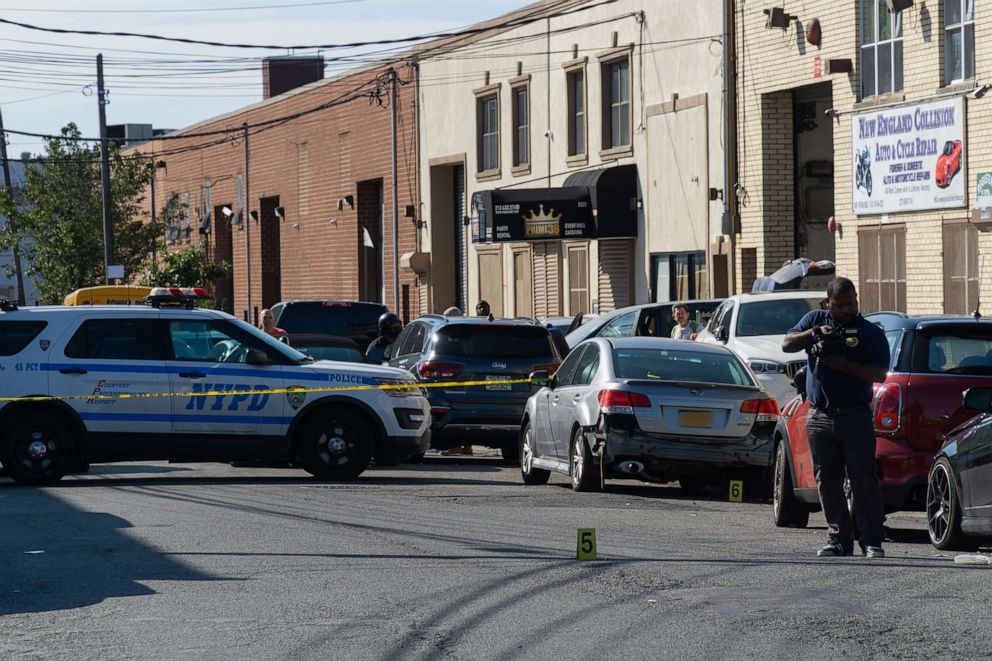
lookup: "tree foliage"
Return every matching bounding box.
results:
[0,124,163,303]
[141,243,231,289]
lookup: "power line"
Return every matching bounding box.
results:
[0,0,366,13]
[0,0,618,50]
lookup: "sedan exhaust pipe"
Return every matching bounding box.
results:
[619,461,644,475]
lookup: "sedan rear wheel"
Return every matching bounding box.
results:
[520,423,550,486]
[926,458,978,551]
[570,428,599,492]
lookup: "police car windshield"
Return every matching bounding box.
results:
[229,318,311,362]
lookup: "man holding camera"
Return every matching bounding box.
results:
[782,278,890,558]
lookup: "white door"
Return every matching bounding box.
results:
[49,315,172,453]
[166,318,285,438]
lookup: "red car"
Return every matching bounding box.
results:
[772,313,992,527]
[935,139,962,188]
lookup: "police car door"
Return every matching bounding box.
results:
[166,317,285,445]
[50,313,173,454]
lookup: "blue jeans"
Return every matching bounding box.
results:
[806,407,885,548]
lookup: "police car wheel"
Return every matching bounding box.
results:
[2,415,75,485]
[298,409,373,481]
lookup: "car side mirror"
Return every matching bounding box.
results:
[963,387,992,412]
[383,345,393,361]
[246,348,273,366]
[792,365,808,398]
[529,370,549,387]
[716,326,728,342]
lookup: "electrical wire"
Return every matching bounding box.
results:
[0,0,617,50]
[0,0,366,13]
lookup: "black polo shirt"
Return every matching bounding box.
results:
[789,310,890,410]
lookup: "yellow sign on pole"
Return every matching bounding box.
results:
[577,528,597,560]
[729,480,744,502]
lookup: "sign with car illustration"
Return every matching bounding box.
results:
[851,96,965,215]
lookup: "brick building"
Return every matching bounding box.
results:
[736,0,992,314]
[130,57,420,324]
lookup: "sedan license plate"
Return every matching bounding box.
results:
[677,410,713,428]
[485,375,512,391]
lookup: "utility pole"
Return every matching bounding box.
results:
[389,68,400,314]
[243,122,253,324]
[0,107,26,305]
[97,54,114,284]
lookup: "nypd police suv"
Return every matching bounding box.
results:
[0,300,430,484]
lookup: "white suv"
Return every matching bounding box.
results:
[694,291,826,405]
[0,303,430,484]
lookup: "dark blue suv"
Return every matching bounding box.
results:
[387,315,561,460]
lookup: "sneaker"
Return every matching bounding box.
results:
[864,545,885,559]
[817,541,853,557]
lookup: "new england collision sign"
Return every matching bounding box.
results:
[851,96,966,215]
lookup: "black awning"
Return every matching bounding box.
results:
[471,187,594,243]
[563,164,638,238]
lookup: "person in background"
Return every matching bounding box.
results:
[259,308,288,340]
[366,312,403,364]
[670,303,703,340]
[443,306,463,316]
[475,300,491,317]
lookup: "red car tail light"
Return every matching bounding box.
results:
[598,389,652,415]
[741,398,780,422]
[873,383,902,432]
[416,361,463,380]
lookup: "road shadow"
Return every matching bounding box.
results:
[549,480,771,505]
[0,488,218,615]
[1,472,511,489]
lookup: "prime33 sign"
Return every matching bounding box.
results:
[852,96,966,215]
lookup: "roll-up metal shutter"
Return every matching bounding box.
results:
[533,242,562,318]
[597,239,634,312]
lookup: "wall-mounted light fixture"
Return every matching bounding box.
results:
[221,206,233,218]
[805,19,822,47]
[886,0,913,13]
[764,7,793,29]
[274,206,285,220]
[971,83,990,99]
[336,194,354,211]
[329,218,338,226]
[249,210,259,222]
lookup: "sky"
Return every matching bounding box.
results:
[0,0,527,157]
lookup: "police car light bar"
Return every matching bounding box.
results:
[145,287,214,310]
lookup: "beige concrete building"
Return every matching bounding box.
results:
[737,0,992,314]
[411,0,729,318]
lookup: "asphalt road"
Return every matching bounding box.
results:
[2,455,990,660]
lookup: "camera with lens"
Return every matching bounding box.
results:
[811,323,858,359]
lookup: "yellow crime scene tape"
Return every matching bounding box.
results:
[0,378,534,404]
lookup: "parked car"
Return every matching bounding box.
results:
[935,139,963,188]
[772,313,992,528]
[540,314,598,336]
[695,291,825,405]
[564,299,723,349]
[926,386,992,550]
[520,337,778,492]
[287,334,366,363]
[271,300,387,346]
[388,315,560,460]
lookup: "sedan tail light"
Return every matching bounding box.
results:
[598,389,652,415]
[741,398,780,422]
[873,383,902,432]
[416,361,463,380]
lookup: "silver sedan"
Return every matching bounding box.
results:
[520,337,779,492]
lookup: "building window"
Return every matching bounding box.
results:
[860,0,903,98]
[858,225,906,313]
[943,221,979,314]
[945,0,975,84]
[602,58,630,149]
[651,252,707,302]
[477,94,499,173]
[567,69,586,156]
[512,86,529,168]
